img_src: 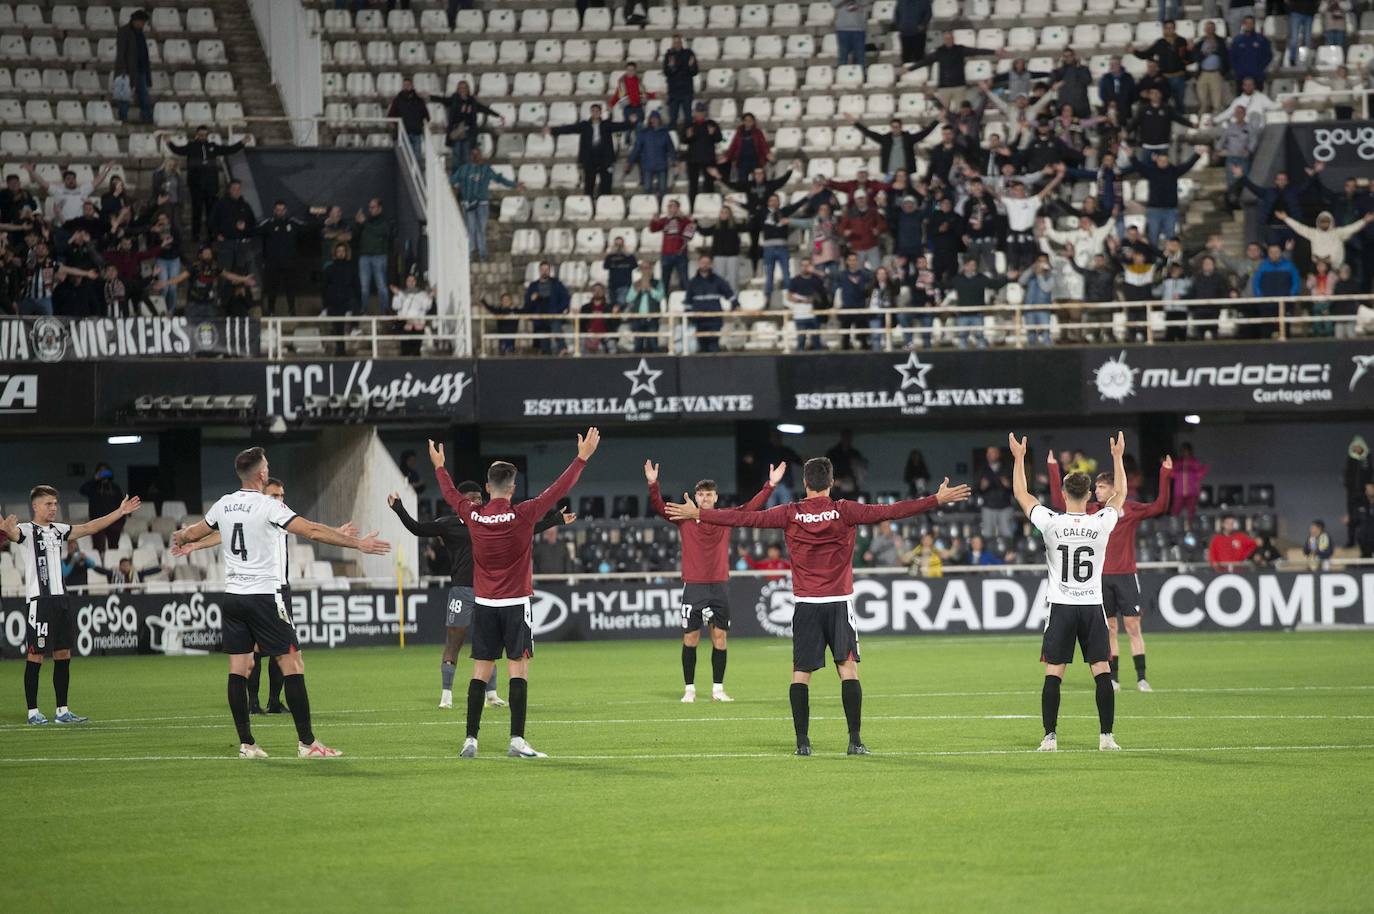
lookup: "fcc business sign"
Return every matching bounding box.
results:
[1085,343,1374,412]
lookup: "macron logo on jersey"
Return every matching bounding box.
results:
[794,510,840,524]
[471,511,516,524]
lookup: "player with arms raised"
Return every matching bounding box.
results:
[2,486,141,724]
[445,428,601,760]
[646,458,785,703]
[666,458,970,756]
[1049,450,1172,692]
[1009,430,1126,752]
[174,447,390,759]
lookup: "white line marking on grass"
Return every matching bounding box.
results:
[606,684,1374,704]
[4,713,1371,735]
[1,743,1371,764]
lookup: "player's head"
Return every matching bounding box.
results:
[1093,472,1115,503]
[1062,471,1092,505]
[457,480,483,506]
[486,461,518,498]
[802,457,833,496]
[235,446,269,486]
[29,485,59,523]
[694,479,718,510]
[264,477,285,501]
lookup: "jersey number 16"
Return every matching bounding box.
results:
[230,523,249,561]
[1056,545,1092,584]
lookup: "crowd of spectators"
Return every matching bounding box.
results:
[432,6,1374,353]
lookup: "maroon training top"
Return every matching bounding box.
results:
[1049,464,1172,575]
[648,480,774,583]
[438,459,585,602]
[699,494,940,600]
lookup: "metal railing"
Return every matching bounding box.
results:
[260,313,456,360]
[1275,86,1374,120]
[475,292,1374,356]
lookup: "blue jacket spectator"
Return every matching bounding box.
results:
[684,262,736,353]
[524,262,571,354]
[1252,251,1301,297]
[1098,66,1137,111]
[1229,26,1273,87]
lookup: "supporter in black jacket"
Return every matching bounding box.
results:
[256,201,306,315]
[548,105,635,199]
[165,128,246,242]
[848,114,937,177]
[1128,89,1193,150]
[908,31,998,91]
[209,180,256,242]
[662,37,699,129]
[322,241,361,356]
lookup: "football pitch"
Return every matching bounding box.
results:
[2,631,1371,913]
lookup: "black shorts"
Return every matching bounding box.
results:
[470,601,534,661]
[1102,574,1142,618]
[792,600,861,673]
[1040,602,1111,665]
[26,596,74,655]
[446,585,476,629]
[680,582,731,632]
[222,591,300,656]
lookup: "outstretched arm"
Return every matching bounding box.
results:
[171,530,220,556]
[1008,433,1040,517]
[840,478,971,524]
[1105,432,1127,513]
[523,428,601,519]
[286,516,390,554]
[674,502,791,529]
[71,496,142,541]
[428,438,469,516]
[1142,457,1173,518]
[740,462,785,511]
[534,506,575,535]
[387,492,448,537]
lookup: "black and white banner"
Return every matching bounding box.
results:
[1081,342,1374,412]
[0,316,259,362]
[1286,120,1374,189]
[5,570,1371,658]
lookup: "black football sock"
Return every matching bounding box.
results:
[24,660,41,712]
[465,678,486,739]
[268,659,285,707]
[1109,656,1119,681]
[841,679,863,744]
[1133,653,1147,682]
[682,643,697,687]
[1042,674,1062,735]
[1095,671,1116,734]
[247,653,263,705]
[282,674,314,745]
[789,682,810,745]
[509,677,528,739]
[711,647,727,686]
[227,674,254,744]
[52,658,70,708]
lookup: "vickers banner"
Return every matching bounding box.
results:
[0,316,259,361]
[5,571,1371,659]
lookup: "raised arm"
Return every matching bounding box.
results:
[644,460,674,522]
[534,506,575,536]
[523,428,600,519]
[1007,433,1040,517]
[71,495,141,541]
[740,462,786,511]
[387,492,449,537]
[1047,452,1066,511]
[428,438,469,516]
[286,516,390,554]
[1105,431,1127,513]
[1142,457,1174,518]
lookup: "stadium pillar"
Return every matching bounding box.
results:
[158,428,203,512]
[1139,413,1179,470]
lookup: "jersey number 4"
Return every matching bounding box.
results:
[230,523,248,561]
[1056,545,1093,584]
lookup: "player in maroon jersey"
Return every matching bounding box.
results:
[429,428,600,760]
[666,457,971,756]
[1049,451,1172,692]
[646,458,786,703]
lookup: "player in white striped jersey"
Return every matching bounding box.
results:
[173,447,390,759]
[1,485,141,724]
[1009,431,1127,752]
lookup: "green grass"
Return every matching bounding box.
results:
[2,632,1372,913]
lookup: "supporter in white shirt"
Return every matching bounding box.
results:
[23,162,116,225]
[390,273,434,356]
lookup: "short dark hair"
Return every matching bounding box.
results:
[235,446,267,481]
[1063,472,1092,499]
[1311,519,1325,529]
[265,477,284,489]
[802,457,833,493]
[694,479,717,493]
[487,461,517,492]
[457,480,483,496]
[274,199,287,207]
[30,485,58,503]
[1094,472,1112,485]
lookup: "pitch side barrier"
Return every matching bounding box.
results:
[4,563,1372,659]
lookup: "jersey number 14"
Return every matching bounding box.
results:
[1056,545,1092,584]
[230,523,249,560]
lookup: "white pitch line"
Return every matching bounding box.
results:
[3,712,1371,735]
[0,743,1371,764]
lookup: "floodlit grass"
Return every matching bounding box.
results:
[2,632,1371,913]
